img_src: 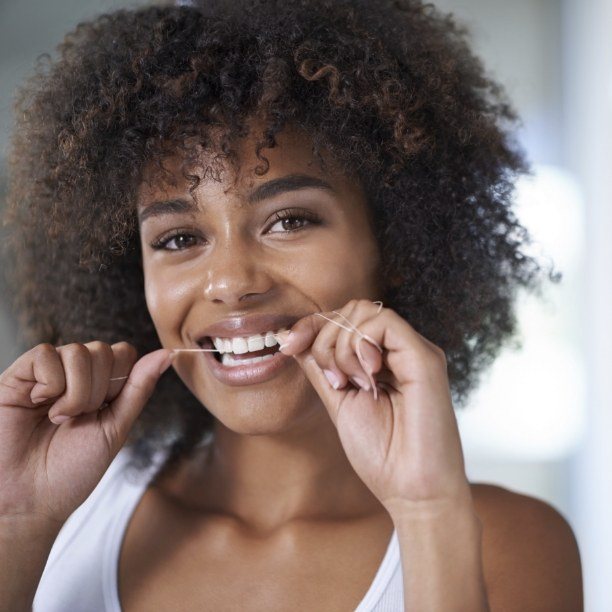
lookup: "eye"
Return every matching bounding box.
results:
[150,231,203,251]
[267,208,322,234]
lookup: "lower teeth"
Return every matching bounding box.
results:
[221,352,277,367]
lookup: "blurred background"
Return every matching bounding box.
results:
[0,0,610,609]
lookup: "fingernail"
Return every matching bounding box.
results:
[31,396,48,405]
[323,369,341,390]
[49,414,72,425]
[276,331,292,348]
[350,376,370,391]
[356,337,379,375]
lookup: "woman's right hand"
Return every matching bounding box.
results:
[0,341,173,527]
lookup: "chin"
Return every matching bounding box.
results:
[202,384,326,436]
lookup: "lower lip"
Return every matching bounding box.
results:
[201,347,293,386]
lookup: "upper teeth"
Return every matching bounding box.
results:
[211,328,288,355]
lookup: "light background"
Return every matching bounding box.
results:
[1,1,610,610]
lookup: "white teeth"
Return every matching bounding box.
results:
[221,353,276,367]
[212,327,288,355]
[247,335,265,352]
[232,337,249,354]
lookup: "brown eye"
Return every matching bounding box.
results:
[169,235,197,250]
[267,209,322,234]
[151,232,202,251]
[280,217,307,231]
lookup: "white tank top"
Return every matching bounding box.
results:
[32,447,404,611]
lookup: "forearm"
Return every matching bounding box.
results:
[389,497,489,612]
[0,516,61,612]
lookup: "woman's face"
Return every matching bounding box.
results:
[137,125,382,434]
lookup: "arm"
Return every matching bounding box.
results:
[475,485,583,612]
[0,343,172,611]
[0,516,62,612]
[390,495,489,612]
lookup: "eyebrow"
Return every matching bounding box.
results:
[138,173,335,224]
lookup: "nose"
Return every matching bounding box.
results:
[202,237,273,306]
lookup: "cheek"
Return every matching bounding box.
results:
[291,234,378,307]
[142,263,194,337]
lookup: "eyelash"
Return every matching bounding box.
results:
[149,208,322,252]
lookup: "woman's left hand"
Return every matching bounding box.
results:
[276,298,471,516]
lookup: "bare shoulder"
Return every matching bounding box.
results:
[470,483,583,611]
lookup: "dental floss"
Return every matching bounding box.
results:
[313,303,384,400]
[108,336,286,380]
[329,306,384,351]
[109,301,385,397]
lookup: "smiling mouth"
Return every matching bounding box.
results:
[198,327,287,367]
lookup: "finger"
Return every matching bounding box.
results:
[0,343,66,407]
[307,313,352,390]
[82,341,114,413]
[48,344,92,422]
[356,335,384,376]
[330,305,374,391]
[278,301,382,392]
[341,307,389,398]
[100,348,174,452]
[276,311,327,355]
[290,350,352,427]
[105,342,138,403]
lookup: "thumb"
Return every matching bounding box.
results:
[102,348,174,452]
[290,348,343,427]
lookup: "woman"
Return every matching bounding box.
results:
[0,0,582,610]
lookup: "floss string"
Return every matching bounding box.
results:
[109,300,385,392]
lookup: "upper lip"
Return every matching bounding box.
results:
[194,313,302,343]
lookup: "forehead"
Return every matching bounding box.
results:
[136,124,360,213]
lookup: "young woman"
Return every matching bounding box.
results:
[0,1,582,610]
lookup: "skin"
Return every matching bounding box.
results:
[137,124,384,533]
[0,122,582,611]
[123,122,582,611]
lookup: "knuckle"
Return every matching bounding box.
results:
[89,341,114,363]
[114,342,137,361]
[424,347,446,370]
[98,343,115,364]
[307,315,321,336]
[63,343,90,359]
[430,342,447,362]
[87,340,110,354]
[32,343,57,359]
[310,341,332,366]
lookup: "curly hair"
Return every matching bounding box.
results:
[2,0,549,472]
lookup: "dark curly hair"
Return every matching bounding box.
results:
[2,0,549,472]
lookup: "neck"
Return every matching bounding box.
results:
[159,412,385,535]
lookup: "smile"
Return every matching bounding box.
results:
[212,327,287,365]
[197,328,293,386]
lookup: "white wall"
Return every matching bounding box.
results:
[563,0,612,610]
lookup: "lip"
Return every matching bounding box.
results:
[201,343,294,387]
[193,313,301,343]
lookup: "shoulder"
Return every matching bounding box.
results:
[470,483,583,611]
